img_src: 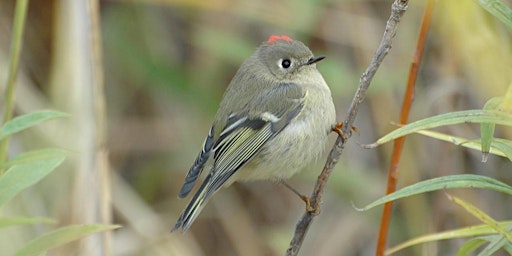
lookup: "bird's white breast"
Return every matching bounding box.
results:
[232,80,336,182]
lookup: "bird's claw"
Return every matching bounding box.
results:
[301,195,320,215]
[332,122,357,143]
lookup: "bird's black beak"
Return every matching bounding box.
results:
[306,55,325,65]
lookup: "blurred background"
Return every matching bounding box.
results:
[0,0,511,255]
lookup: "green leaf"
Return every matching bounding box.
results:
[505,241,512,253]
[14,224,121,256]
[360,175,512,211]
[0,217,55,229]
[415,130,512,161]
[476,233,512,256]
[481,98,502,161]
[457,237,492,256]
[475,0,512,29]
[0,148,70,170]
[367,109,512,147]
[0,110,69,141]
[0,156,66,207]
[490,139,512,161]
[448,195,512,242]
[457,234,512,256]
[386,222,512,255]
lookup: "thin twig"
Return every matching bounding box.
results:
[376,0,435,255]
[0,0,29,171]
[285,1,409,255]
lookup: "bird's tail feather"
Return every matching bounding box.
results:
[172,174,214,233]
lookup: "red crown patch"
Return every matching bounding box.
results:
[266,35,293,44]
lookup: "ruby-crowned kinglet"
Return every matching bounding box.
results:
[173,35,336,233]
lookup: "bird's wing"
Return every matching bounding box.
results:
[173,82,305,232]
[178,126,215,198]
[207,82,305,195]
[177,83,305,199]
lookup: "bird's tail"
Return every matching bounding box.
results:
[172,173,214,233]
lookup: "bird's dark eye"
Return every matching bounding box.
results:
[281,59,291,69]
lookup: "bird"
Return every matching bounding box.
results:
[173,35,336,233]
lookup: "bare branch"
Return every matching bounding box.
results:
[285,1,409,255]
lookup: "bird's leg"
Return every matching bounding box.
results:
[280,181,319,215]
[332,122,357,143]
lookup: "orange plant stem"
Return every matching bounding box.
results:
[375,0,436,255]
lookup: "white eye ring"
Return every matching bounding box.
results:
[278,58,292,69]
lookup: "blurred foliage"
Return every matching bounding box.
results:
[0,0,511,255]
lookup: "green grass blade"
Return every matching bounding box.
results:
[457,237,492,256]
[360,175,512,211]
[0,156,66,207]
[0,148,70,170]
[476,235,511,256]
[448,195,512,242]
[0,0,30,166]
[504,240,512,253]
[386,222,512,255]
[415,130,512,161]
[475,0,512,29]
[490,139,512,161]
[0,110,69,141]
[480,98,502,161]
[368,109,512,147]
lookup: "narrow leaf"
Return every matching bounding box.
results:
[365,109,512,147]
[476,234,511,256]
[0,156,65,207]
[481,98,502,162]
[0,110,69,141]
[0,148,70,170]
[359,175,512,211]
[456,237,492,256]
[475,0,512,29]
[415,130,512,161]
[490,140,512,161]
[448,195,512,242]
[504,241,512,253]
[386,222,512,255]
[14,224,120,256]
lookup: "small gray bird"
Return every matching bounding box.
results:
[173,35,336,233]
